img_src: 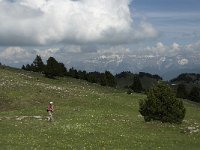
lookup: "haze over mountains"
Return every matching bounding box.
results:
[2,46,200,81]
[67,51,200,81]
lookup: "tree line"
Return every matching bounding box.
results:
[22,55,116,87]
[176,84,200,103]
[115,71,162,93]
[171,73,200,103]
[171,73,200,83]
[4,56,161,93]
[22,55,200,103]
[139,72,162,80]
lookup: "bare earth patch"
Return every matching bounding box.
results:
[0,116,45,121]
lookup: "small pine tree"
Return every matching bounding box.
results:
[130,75,143,93]
[105,71,116,87]
[78,70,87,80]
[139,82,186,123]
[57,63,67,77]
[32,55,45,72]
[100,73,107,86]
[22,56,67,78]
[44,57,60,78]
[68,67,78,78]
[22,65,26,70]
[25,64,31,71]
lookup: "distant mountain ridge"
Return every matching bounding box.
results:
[67,53,200,81]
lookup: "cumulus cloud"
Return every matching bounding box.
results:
[143,42,183,56]
[1,40,200,68]
[172,42,180,51]
[178,58,189,65]
[185,40,200,51]
[0,46,60,65]
[0,47,35,66]
[34,48,60,58]
[0,0,157,46]
[0,47,33,60]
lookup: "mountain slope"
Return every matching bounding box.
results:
[0,67,200,149]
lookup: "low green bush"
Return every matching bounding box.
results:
[139,82,186,123]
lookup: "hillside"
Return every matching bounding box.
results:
[115,72,161,91]
[0,67,200,149]
[170,73,200,100]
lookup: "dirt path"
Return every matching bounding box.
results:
[0,115,46,121]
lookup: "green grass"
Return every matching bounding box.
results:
[0,67,200,149]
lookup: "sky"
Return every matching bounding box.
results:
[0,0,200,72]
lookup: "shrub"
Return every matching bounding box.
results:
[139,82,186,123]
[127,89,133,94]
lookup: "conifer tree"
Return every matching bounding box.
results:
[139,82,186,123]
[130,75,143,93]
[25,64,31,71]
[32,55,45,72]
[21,65,26,70]
[105,71,116,87]
[44,57,66,78]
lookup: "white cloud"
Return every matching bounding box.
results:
[0,0,157,46]
[143,42,184,56]
[185,40,200,51]
[178,58,189,65]
[0,46,60,64]
[34,48,60,58]
[171,43,180,51]
[134,21,158,39]
[97,46,130,55]
[0,40,200,68]
[145,42,166,55]
[61,45,82,53]
[0,47,33,60]
[0,46,35,66]
[156,42,166,52]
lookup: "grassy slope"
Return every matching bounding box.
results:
[0,67,200,149]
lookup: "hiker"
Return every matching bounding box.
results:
[47,102,54,122]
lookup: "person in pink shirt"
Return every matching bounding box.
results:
[47,102,54,122]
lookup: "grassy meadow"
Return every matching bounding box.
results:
[0,67,200,149]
